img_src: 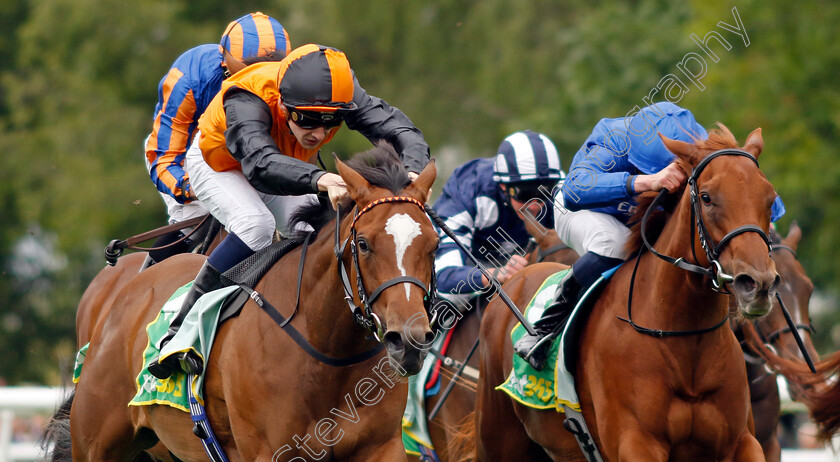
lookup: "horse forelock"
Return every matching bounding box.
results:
[289,141,412,235]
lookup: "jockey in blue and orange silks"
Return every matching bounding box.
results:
[514,102,786,370]
[433,131,565,311]
[143,12,291,268]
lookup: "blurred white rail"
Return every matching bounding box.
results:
[0,387,65,462]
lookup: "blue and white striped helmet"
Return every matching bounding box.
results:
[492,131,564,184]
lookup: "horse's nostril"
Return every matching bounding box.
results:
[423,331,435,347]
[384,331,404,352]
[771,274,781,292]
[734,274,757,294]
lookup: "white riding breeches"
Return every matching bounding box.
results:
[552,189,631,260]
[184,132,317,251]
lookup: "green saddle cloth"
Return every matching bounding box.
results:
[496,269,581,412]
[72,282,241,412]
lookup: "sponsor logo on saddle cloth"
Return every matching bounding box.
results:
[122,282,240,412]
[497,267,618,412]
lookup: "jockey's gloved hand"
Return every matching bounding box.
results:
[317,172,348,210]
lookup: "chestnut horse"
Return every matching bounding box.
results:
[411,211,578,462]
[468,126,780,461]
[47,145,439,461]
[732,221,817,462]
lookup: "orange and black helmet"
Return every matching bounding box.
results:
[279,44,357,127]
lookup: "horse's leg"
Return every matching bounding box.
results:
[475,304,542,461]
[427,310,481,462]
[349,439,407,462]
[732,432,766,462]
[609,430,669,462]
[70,384,144,461]
[761,434,781,462]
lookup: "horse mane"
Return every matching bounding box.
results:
[624,123,739,255]
[289,141,412,235]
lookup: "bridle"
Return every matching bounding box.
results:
[334,196,437,342]
[621,149,773,337]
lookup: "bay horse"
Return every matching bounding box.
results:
[47,144,439,461]
[731,221,817,462]
[466,125,780,461]
[410,210,578,462]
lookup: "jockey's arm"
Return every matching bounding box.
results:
[223,89,326,196]
[342,78,430,175]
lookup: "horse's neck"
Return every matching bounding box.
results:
[634,198,728,331]
[295,225,381,359]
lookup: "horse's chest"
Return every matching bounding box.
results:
[666,392,749,448]
[269,379,405,460]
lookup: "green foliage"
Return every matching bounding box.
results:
[1,0,839,383]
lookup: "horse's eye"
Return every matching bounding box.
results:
[356,238,369,252]
[700,192,712,205]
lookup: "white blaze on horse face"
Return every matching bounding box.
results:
[385,213,422,300]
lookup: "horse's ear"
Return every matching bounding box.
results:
[404,159,436,202]
[335,156,373,203]
[783,220,802,251]
[743,128,763,159]
[659,133,698,163]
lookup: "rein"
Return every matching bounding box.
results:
[104,214,212,265]
[537,242,571,263]
[619,149,772,338]
[335,196,436,342]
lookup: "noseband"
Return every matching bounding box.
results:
[622,149,773,338]
[335,196,437,342]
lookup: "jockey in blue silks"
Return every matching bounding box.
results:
[514,102,785,370]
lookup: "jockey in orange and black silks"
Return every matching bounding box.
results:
[146,43,431,380]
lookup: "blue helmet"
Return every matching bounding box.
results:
[624,102,707,174]
[492,131,564,184]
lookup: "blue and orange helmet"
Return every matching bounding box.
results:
[279,44,358,128]
[219,12,291,62]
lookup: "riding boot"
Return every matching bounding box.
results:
[513,269,582,371]
[147,261,223,379]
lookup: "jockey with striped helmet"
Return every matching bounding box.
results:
[143,12,291,268]
[433,131,565,311]
[146,44,431,379]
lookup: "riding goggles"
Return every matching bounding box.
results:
[503,182,557,203]
[287,106,345,129]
